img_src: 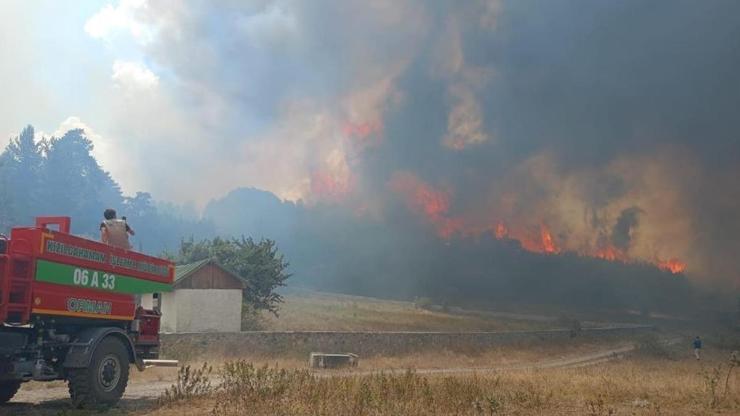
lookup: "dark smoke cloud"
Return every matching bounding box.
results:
[356,0,740,286]
[611,207,643,252]
[94,0,740,288]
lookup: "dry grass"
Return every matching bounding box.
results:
[168,336,629,371]
[10,337,739,416]
[261,290,555,331]
[357,339,630,370]
[146,348,740,416]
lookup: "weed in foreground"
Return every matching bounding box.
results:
[472,394,505,415]
[702,350,740,408]
[204,361,559,416]
[585,395,616,416]
[207,362,485,415]
[158,363,213,405]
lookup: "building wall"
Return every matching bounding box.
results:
[140,293,155,310]
[161,289,242,333]
[160,291,178,333]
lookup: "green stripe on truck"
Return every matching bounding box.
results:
[35,259,172,294]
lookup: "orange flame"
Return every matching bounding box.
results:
[310,169,353,201]
[594,245,627,262]
[388,172,686,272]
[540,224,559,254]
[343,121,381,139]
[495,222,508,239]
[490,220,684,272]
[495,222,559,255]
[389,172,463,238]
[657,258,687,274]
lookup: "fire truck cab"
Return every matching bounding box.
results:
[0,217,175,408]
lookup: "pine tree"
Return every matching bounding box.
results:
[42,128,123,236]
[0,125,45,226]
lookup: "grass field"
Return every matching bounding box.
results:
[11,341,740,415]
[153,336,636,373]
[8,290,740,415]
[259,289,562,331]
[146,345,739,416]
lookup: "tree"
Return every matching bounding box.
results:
[176,237,291,315]
[0,124,216,253]
[124,192,157,219]
[0,125,45,226]
[120,191,219,254]
[0,158,16,232]
[42,129,123,236]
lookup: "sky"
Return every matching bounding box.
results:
[0,0,503,205]
[1,0,739,286]
[2,0,420,204]
[1,0,143,192]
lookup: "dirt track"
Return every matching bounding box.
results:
[355,343,635,375]
[5,343,637,414]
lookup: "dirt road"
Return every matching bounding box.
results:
[5,343,638,414]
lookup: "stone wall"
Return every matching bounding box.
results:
[160,325,653,360]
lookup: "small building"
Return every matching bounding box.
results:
[155,258,245,333]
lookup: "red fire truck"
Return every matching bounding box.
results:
[0,217,175,408]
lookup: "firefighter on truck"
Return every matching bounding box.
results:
[100,208,135,250]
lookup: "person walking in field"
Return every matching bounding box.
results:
[100,208,135,250]
[693,336,702,360]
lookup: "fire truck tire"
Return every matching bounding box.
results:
[0,380,21,404]
[68,336,130,409]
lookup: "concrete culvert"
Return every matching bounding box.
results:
[309,353,359,369]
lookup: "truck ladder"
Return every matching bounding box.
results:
[0,241,34,324]
[1,218,69,324]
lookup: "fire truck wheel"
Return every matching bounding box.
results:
[0,380,21,404]
[68,336,130,409]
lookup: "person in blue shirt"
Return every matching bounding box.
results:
[693,336,702,360]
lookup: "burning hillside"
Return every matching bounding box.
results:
[387,171,686,274]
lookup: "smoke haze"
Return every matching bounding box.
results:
[1,0,740,288]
